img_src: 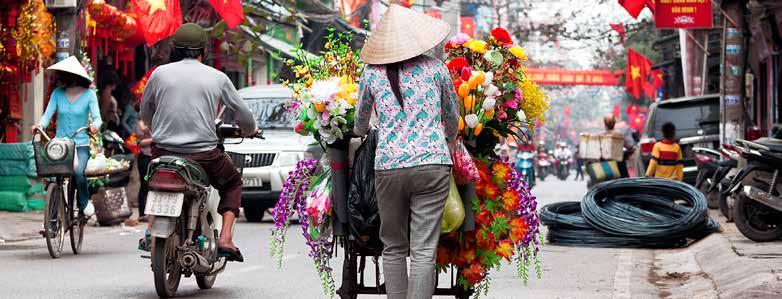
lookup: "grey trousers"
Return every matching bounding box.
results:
[375,165,451,299]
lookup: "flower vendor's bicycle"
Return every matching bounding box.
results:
[33,126,91,258]
[336,239,474,299]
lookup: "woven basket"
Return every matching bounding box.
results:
[84,165,131,178]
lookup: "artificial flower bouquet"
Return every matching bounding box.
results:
[437,159,542,295]
[270,160,337,296]
[438,27,548,295]
[287,30,364,145]
[444,27,549,157]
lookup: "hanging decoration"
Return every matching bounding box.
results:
[87,0,143,44]
[131,67,156,101]
[11,0,55,73]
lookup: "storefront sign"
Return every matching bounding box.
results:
[525,69,620,86]
[654,0,713,29]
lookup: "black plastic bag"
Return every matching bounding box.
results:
[347,130,380,245]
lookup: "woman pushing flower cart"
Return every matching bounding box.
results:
[271,4,549,299]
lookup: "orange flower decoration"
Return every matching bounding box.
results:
[436,246,453,266]
[492,162,511,182]
[501,189,521,212]
[509,217,529,244]
[496,240,514,261]
[463,263,486,285]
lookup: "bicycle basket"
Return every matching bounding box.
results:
[33,137,76,177]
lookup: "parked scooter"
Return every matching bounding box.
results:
[710,145,741,220]
[725,138,782,242]
[693,147,722,208]
[141,123,263,297]
[516,151,536,188]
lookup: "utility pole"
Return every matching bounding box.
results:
[51,3,79,62]
[720,0,748,144]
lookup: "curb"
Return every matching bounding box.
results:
[652,233,782,298]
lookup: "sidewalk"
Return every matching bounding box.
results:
[652,210,782,298]
[0,210,43,243]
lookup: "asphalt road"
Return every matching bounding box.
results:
[0,176,660,298]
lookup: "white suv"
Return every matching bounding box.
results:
[224,85,321,222]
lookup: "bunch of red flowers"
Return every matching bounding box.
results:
[436,159,540,289]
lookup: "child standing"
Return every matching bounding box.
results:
[645,122,683,180]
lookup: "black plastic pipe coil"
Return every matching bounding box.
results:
[541,178,720,248]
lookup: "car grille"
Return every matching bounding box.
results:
[245,153,276,168]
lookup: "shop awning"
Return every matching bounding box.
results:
[241,26,317,61]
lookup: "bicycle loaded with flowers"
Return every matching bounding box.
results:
[270,27,549,298]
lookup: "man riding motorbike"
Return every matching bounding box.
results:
[139,23,258,262]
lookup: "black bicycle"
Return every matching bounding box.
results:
[34,126,91,258]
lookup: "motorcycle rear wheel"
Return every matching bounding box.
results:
[734,193,782,242]
[196,274,217,289]
[153,234,182,297]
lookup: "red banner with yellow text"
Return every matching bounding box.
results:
[654,0,713,29]
[525,69,621,86]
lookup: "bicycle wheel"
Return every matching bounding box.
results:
[68,179,84,254]
[44,182,66,258]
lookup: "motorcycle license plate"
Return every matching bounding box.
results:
[145,192,185,217]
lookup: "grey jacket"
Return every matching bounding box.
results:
[140,59,256,153]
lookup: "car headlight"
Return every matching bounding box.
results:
[45,140,69,161]
[277,152,302,167]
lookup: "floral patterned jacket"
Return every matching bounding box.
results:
[354,55,460,170]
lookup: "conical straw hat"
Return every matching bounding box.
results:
[46,56,93,82]
[360,4,451,65]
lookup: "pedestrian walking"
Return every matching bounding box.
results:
[645,122,683,180]
[32,56,102,216]
[97,70,120,132]
[574,145,585,181]
[353,5,459,299]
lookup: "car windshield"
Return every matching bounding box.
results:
[225,98,293,130]
[650,98,720,140]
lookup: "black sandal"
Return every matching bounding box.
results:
[218,247,244,262]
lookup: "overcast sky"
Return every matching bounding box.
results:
[518,0,653,69]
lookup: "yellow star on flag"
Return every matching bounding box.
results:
[630,66,641,80]
[146,0,167,14]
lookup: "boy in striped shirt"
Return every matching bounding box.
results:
[645,122,683,180]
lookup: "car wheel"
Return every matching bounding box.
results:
[243,201,265,222]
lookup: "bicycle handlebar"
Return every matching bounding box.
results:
[34,126,93,142]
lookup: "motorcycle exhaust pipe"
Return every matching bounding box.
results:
[181,252,211,273]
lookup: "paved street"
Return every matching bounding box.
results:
[0,176,666,298]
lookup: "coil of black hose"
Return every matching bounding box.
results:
[541,178,719,248]
[540,202,687,248]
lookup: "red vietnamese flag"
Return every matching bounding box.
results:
[618,0,647,19]
[610,23,626,43]
[625,48,652,99]
[132,0,183,46]
[208,0,245,29]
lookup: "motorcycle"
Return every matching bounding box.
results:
[711,145,741,220]
[142,123,263,297]
[725,138,782,242]
[102,129,128,156]
[516,151,536,188]
[693,147,722,209]
[536,152,551,181]
[555,156,570,180]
